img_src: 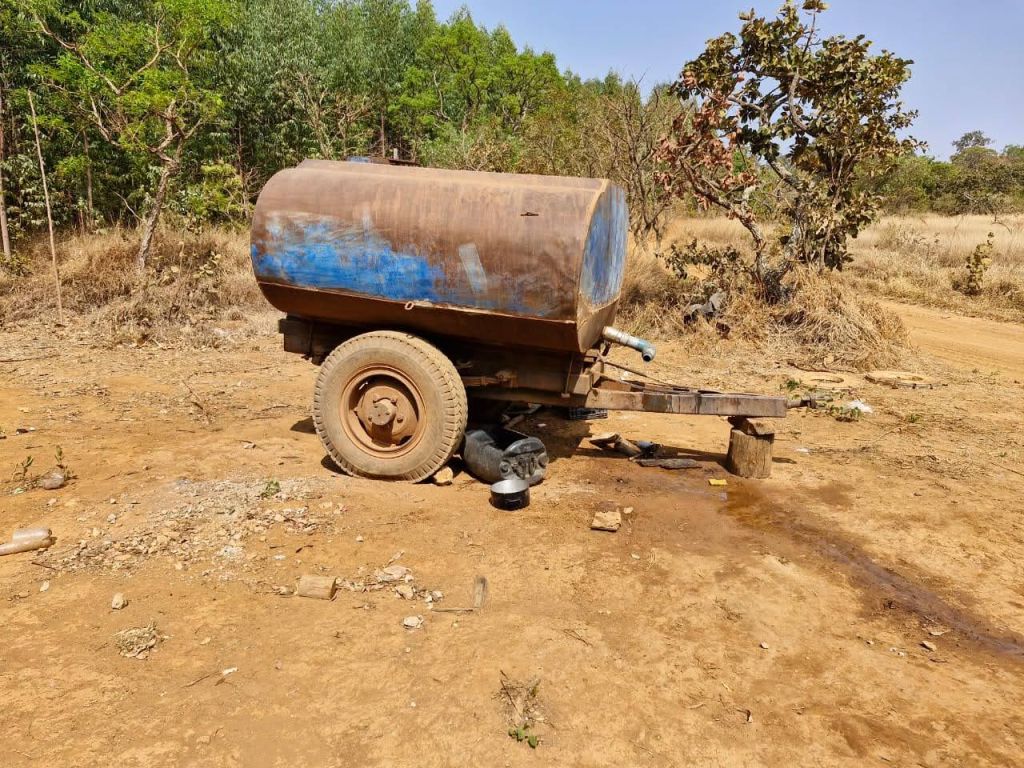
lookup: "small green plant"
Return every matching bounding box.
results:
[13,455,34,484]
[508,726,539,749]
[54,445,75,479]
[955,232,994,296]
[782,378,804,393]
[259,479,281,498]
[824,405,864,423]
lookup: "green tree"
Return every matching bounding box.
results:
[32,0,236,268]
[657,0,920,299]
[952,130,991,154]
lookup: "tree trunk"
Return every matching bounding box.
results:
[0,84,11,263]
[28,91,62,322]
[83,132,93,232]
[136,149,178,271]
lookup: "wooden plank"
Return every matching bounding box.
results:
[586,388,788,418]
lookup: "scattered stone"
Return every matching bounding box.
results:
[433,466,454,486]
[759,642,769,650]
[356,535,364,543]
[376,564,412,583]
[39,471,66,490]
[115,622,161,659]
[395,583,416,600]
[107,514,117,524]
[921,640,937,652]
[111,592,128,610]
[708,478,728,487]
[402,615,424,630]
[39,580,50,592]
[590,509,621,532]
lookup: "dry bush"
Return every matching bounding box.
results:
[0,225,265,344]
[847,214,1024,320]
[619,219,907,371]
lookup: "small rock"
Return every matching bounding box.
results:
[590,509,621,532]
[402,615,424,630]
[39,471,66,490]
[433,466,454,486]
[377,564,412,583]
[759,642,769,650]
[395,584,416,600]
[107,514,117,524]
[111,592,128,610]
[356,535,364,543]
[39,580,50,592]
[621,506,634,515]
[921,640,937,652]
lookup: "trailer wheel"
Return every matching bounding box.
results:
[313,331,467,482]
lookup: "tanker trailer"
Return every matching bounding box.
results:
[251,159,786,481]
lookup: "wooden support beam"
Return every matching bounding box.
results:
[586,386,788,418]
[726,417,775,478]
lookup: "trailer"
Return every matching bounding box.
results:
[251,159,787,481]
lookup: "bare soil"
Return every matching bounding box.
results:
[2,304,1023,767]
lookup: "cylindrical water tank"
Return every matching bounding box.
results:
[251,160,627,353]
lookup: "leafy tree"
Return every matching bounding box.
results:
[31,0,236,268]
[657,1,921,300]
[952,130,991,154]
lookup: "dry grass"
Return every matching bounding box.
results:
[0,225,265,344]
[620,219,908,371]
[847,214,1024,321]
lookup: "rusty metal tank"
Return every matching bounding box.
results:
[250,160,627,354]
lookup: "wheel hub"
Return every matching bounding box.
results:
[343,373,422,456]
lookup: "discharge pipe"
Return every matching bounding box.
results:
[601,326,656,363]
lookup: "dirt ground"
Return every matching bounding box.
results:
[2,303,1023,767]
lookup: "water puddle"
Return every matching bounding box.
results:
[608,464,1024,661]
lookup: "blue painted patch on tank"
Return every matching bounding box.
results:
[252,213,559,316]
[580,186,628,307]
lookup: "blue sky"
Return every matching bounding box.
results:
[432,0,1024,159]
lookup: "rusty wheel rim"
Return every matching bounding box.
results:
[341,365,424,459]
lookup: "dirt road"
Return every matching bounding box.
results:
[885,299,1024,380]
[2,311,1023,767]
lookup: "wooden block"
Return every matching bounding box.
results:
[726,428,774,479]
[295,574,337,600]
[728,416,778,437]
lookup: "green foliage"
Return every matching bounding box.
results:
[2,0,689,262]
[657,1,921,300]
[0,0,1015,286]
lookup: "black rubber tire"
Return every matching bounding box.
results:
[313,331,467,482]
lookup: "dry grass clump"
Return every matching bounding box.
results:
[847,214,1024,321]
[0,225,265,344]
[619,229,907,371]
